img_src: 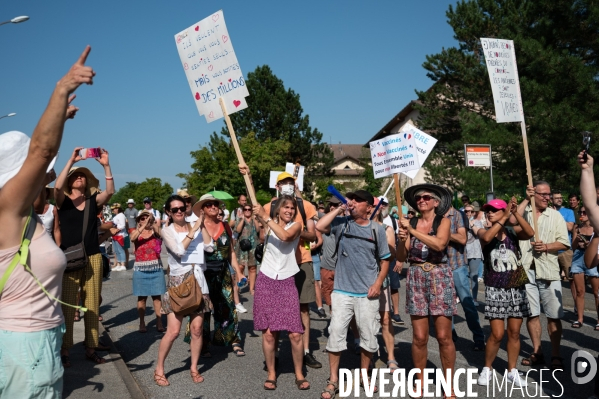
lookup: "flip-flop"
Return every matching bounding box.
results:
[572,321,583,328]
[139,327,147,333]
[232,343,246,357]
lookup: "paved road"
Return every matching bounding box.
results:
[98,254,599,398]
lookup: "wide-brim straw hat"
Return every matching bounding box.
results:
[136,209,154,223]
[404,184,453,216]
[64,166,100,197]
[0,131,57,189]
[192,193,224,217]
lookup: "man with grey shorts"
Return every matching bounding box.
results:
[513,181,570,370]
[316,190,390,397]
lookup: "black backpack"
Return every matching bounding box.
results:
[409,215,445,235]
[269,197,307,230]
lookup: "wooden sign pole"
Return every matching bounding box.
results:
[393,173,403,219]
[520,118,539,242]
[219,98,258,205]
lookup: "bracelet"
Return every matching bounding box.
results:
[187,235,194,240]
[264,217,272,224]
[105,176,113,180]
[497,221,505,227]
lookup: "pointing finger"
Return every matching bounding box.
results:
[76,45,91,65]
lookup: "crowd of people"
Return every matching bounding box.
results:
[1,45,599,399]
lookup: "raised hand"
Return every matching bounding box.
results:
[578,150,594,170]
[238,163,250,175]
[57,46,95,94]
[70,147,84,164]
[95,148,110,166]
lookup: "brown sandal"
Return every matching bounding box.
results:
[295,378,310,390]
[264,379,277,390]
[190,370,204,383]
[154,372,170,387]
[85,351,106,364]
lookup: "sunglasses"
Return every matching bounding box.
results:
[580,211,587,215]
[170,206,186,214]
[464,210,473,213]
[203,201,220,208]
[139,215,149,220]
[485,208,501,213]
[218,213,225,217]
[184,197,192,203]
[415,195,435,202]
[243,208,252,211]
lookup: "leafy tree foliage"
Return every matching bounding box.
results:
[416,0,599,196]
[179,65,334,202]
[111,178,173,211]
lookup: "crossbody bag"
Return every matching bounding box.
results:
[63,198,90,272]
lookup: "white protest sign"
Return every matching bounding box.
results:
[181,230,204,264]
[285,163,304,192]
[480,38,523,123]
[369,133,419,179]
[175,10,249,123]
[269,171,283,189]
[400,123,438,179]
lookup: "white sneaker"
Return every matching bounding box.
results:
[478,367,492,386]
[235,303,247,313]
[507,368,528,387]
[118,265,127,271]
[478,277,484,283]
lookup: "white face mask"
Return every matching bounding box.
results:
[280,184,295,196]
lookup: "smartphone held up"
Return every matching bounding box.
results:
[79,147,102,159]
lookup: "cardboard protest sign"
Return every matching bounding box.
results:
[285,163,304,192]
[400,123,437,179]
[269,171,283,189]
[175,10,249,123]
[480,38,523,123]
[369,132,419,179]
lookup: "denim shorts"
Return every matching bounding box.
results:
[312,254,321,281]
[0,323,65,398]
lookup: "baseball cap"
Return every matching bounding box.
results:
[276,172,296,183]
[471,201,481,212]
[379,196,389,205]
[346,190,374,206]
[143,197,152,203]
[482,199,507,211]
[327,197,341,205]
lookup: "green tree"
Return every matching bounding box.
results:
[180,65,334,200]
[111,178,173,211]
[415,0,599,196]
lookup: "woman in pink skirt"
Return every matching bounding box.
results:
[252,195,308,391]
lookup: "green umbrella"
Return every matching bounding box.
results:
[207,190,234,200]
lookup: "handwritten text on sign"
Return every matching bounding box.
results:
[400,123,438,179]
[480,38,523,123]
[369,133,419,179]
[175,10,249,123]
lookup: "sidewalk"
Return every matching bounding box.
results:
[62,298,145,398]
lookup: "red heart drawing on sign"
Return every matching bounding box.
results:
[208,65,213,71]
[195,93,200,100]
[212,14,219,22]
[195,26,199,31]
[209,111,214,118]
[220,82,222,85]
[222,35,229,43]
[233,100,241,107]
[408,134,412,139]
[228,78,232,82]
[184,63,189,70]
[176,36,181,43]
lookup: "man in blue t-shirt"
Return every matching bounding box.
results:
[553,191,575,280]
[316,190,390,396]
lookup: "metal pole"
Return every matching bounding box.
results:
[489,145,494,192]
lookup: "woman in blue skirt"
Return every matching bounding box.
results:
[130,210,166,333]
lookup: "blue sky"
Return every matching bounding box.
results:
[0,1,458,192]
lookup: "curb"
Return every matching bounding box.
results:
[99,322,146,399]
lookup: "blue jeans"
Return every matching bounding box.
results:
[452,265,485,343]
[113,239,126,263]
[468,258,483,301]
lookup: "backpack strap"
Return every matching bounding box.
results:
[332,220,350,259]
[295,198,308,230]
[409,215,444,235]
[0,209,88,311]
[0,209,35,294]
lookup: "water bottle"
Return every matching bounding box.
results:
[237,277,248,288]
[421,244,429,260]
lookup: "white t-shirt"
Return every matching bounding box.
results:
[186,213,199,223]
[259,222,300,281]
[383,215,399,234]
[112,213,128,237]
[222,209,230,222]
